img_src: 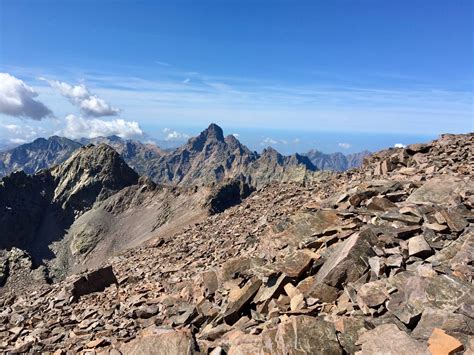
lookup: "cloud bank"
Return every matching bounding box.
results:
[43,79,120,117]
[0,73,52,120]
[61,114,143,139]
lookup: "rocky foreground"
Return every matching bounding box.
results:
[0,133,473,354]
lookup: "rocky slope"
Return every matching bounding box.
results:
[0,136,81,178]
[0,133,472,354]
[305,149,371,171]
[0,143,254,288]
[0,144,139,276]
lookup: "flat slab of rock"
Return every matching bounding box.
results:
[357,323,428,354]
[274,250,314,278]
[228,316,342,354]
[311,229,375,288]
[223,278,262,324]
[412,307,472,340]
[408,235,433,259]
[427,328,464,355]
[406,176,470,205]
[119,329,193,355]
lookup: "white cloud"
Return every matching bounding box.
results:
[394,143,406,148]
[260,137,278,146]
[162,128,190,141]
[61,114,143,139]
[338,142,351,149]
[293,138,301,144]
[0,122,46,143]
[0,72,52,120]
[42,79,120,117]
[232,133,239,138]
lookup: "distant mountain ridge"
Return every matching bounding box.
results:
[304,149,371,172]
[0,124,370,185]
[0,136,81,177]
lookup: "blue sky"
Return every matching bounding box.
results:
[0,0,472,153]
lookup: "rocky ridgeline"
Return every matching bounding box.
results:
[0,133,473,354]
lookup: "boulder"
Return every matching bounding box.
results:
[356,323,428,354]
[271,316,342,354]
[406,176,470,206]
[408,235,433,259]
[439,209,468,232]
[223,278,262,324]
[119,329,194,355]
[412,307,473,341]
[366,197,397,211]
[311,229,375,288]
[357,280,388,308]
[275,250,314,278]
[69,265,118,302]
[227,316,342,354]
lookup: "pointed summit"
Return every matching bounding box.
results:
[186,123,225,152]
[202,123,224,142]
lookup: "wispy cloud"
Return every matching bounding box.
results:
[338,142,351,149]
[41,78,120,117]
[4,65,471,135]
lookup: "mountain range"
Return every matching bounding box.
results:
[0,124,370,184]
[0,124,334,284]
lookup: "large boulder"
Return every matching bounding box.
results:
[356,323,428,354]
[228,316,342,354]
[310,229,376,288]
[118,329,195,355]
[69,265,118,302]
[406,176,471,206]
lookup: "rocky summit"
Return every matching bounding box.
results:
[0,132,473,354]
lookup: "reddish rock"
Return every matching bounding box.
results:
[427,328,464,355]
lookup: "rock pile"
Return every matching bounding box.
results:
[0,133,472,354]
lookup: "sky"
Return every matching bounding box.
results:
[0,0,472,153]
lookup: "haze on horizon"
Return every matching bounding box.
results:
[0,0,472,153]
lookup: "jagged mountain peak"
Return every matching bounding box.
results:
[185,123,225,152]
[203,123,225,141]
[51,143,139,210]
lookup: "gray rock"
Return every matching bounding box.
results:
[311,229,376,288]
[119,329,194,355]
[408,235,433,259]
[406,176,470,206]
[357,323,429,354]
